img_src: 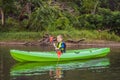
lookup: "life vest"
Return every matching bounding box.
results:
[57,42,66,53]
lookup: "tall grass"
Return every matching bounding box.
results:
[0,30,120,42]
[0,32,44,41]
[50,30,120,41]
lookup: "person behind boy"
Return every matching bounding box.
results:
[54,35,66,53]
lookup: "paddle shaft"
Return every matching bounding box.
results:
[49,36,62,59]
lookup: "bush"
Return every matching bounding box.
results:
[110,11,120,35]
[78,14,103,29]
[0,17,20,32]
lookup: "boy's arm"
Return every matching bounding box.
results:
[53,43,56,48]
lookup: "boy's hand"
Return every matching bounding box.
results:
[55,48,59,50]
[53,43,56,47]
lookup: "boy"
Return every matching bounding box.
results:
[54,35,66,53]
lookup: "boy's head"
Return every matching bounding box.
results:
[57,35,63,42]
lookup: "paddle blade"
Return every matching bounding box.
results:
[57,51,62,58]
[49,36,53,43]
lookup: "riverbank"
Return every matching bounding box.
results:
[0,40,120,47]
[0,30,120,46]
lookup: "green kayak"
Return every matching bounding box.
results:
[11,58,110,76]
[10,48,110,62]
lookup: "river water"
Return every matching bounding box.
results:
[0,45,120,80]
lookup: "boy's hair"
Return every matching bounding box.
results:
[57,35,63,39]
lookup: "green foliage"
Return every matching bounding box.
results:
[100,0,120,11]
[0,30,119,41]
[0,0,16,14]
[73,8,120,35]
[111,11,120,35]
[48,16,73,31]
[98,8,120,34]
[81,0,99,13]
[78,14,103,29]
[100,31,120,41]
[27,1,74,31]
[27,1,59,31]
[0,0,120,39]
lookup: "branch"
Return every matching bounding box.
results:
[91,0,99,14]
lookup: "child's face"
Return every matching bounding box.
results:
[57,36,63,42]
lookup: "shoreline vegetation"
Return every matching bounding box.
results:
[0,30,120,46]
[0,0,120,47]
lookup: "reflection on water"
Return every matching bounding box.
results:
[10,58,110,80]
[49,67,64,80]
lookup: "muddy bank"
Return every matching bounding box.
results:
[0,41,120,47]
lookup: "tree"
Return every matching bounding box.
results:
[0,0,5,26]
[27,1,60,31]
[0,0,15,26]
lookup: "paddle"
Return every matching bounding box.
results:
[49,36,54,43]
[49,36,62,59]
